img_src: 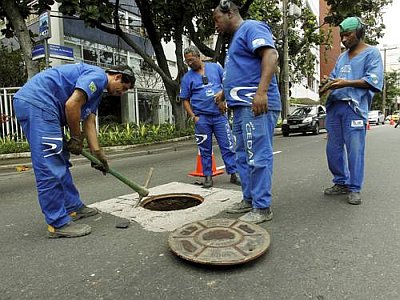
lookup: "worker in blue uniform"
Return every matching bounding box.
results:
[13,63,135,238]
[180,45,240,188]
[319,17,383,205]
[213,1,281,223]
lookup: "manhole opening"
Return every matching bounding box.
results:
[141,193,204,211]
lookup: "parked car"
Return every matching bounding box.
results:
[281,105,326,137]
[368,110,385,125]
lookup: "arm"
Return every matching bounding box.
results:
[83,113,110,174]
[83,113,100,152]
[183,99,199,122]
[252,47,278,116]
[325,78,371,91]
[65,89,87,138]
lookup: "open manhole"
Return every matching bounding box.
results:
[141,193,204,211]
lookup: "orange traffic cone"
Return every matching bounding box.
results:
[366,121,371,130]
[188,151,224,177]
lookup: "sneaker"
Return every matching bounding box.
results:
[203,176,213,188]
[324,184,349,195]
[239,208,273,224]
[48,222,91,238]
[348,192,362,205]
[70,205,99,221]
[226,200,252,214]
[230,173,241,186]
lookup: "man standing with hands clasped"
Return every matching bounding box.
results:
[180,45,240,188]
[319,17,383,205]
[13,63,135,238]
[213,0,281,223]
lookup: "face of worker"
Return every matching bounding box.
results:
[213,8,233,35]
[340,30,360,50]
[107,74,132,96]
[184,53,202,71]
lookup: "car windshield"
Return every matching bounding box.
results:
[368,111,378,116]
[291,107,317,117]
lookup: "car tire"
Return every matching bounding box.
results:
[313,123,319,135]
[283,131,289,137]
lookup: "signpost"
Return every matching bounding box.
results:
[38,11,51,68]
[32,44,74,61]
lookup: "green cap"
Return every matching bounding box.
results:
[339,17,360,33]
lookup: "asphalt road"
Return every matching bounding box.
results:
[1,125,399,300]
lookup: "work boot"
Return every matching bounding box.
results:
[348,192,362,205]
[70,205,99,221]
[324,184,349,195]
[226,200,252,214]
[230,173,241,186]
[203,176,213,188]
[239,208,273,224]
[48,222,91,238]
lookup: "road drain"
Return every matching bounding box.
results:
[141,193,204,211]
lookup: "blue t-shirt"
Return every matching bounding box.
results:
[179,62,223,115]
[14,62,108,125]
[327,46,383,119]
[223,20,281,111]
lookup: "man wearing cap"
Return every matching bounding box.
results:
[13,63,135,237]
[319,17,383,205]
[180,45,240,188]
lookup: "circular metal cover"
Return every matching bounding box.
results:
[168,218,271,265]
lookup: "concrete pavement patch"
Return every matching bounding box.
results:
[90,182,242,233]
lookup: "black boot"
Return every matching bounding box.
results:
[203,175,213,188]
[230,173,241,186]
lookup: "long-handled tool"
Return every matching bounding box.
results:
[81,149,149,198]
[135,167,154,207]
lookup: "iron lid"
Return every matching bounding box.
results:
[168,218,271,265]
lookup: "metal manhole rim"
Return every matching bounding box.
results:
[140,192,204,208]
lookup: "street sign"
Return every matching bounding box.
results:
[38,11,51,40]
[32,44,74,61]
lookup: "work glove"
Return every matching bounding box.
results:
[91,149,109,175]
[67,135,84,155]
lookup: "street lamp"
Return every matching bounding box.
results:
[281,0,301,118]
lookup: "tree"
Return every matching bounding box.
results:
[372,70,400,111]
[0,45,27,87]
[0,0,50,78]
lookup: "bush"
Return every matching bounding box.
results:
[0,123,195,154]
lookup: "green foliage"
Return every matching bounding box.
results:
[324,0,392,44]
[0,46,27,87]
[97,122,194,147]
[0,136,29,154]
[372,70,400,111]
[0,123,194,154]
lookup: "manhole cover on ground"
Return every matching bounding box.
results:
[141,193,204,211]
[168,218,270,265]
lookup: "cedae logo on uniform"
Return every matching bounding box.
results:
[252,39,266,48]
[89,81,97,94]
[351,120,364,127]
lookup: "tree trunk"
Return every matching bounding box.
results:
[2,0,39,79]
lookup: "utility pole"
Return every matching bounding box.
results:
[381,46,398,115]
[282,0,289,118]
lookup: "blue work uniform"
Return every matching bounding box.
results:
[326,46,383,192]
[13,63,108,228]
[180,62,237,176]
[223,20,281,209]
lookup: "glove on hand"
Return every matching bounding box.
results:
[91,149,109,175]
[67,135,83,155]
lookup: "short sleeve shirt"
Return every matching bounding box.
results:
[327,46,383,119]
[179,62,223,115]
[223,20,281,111]
[14,63,108,125]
